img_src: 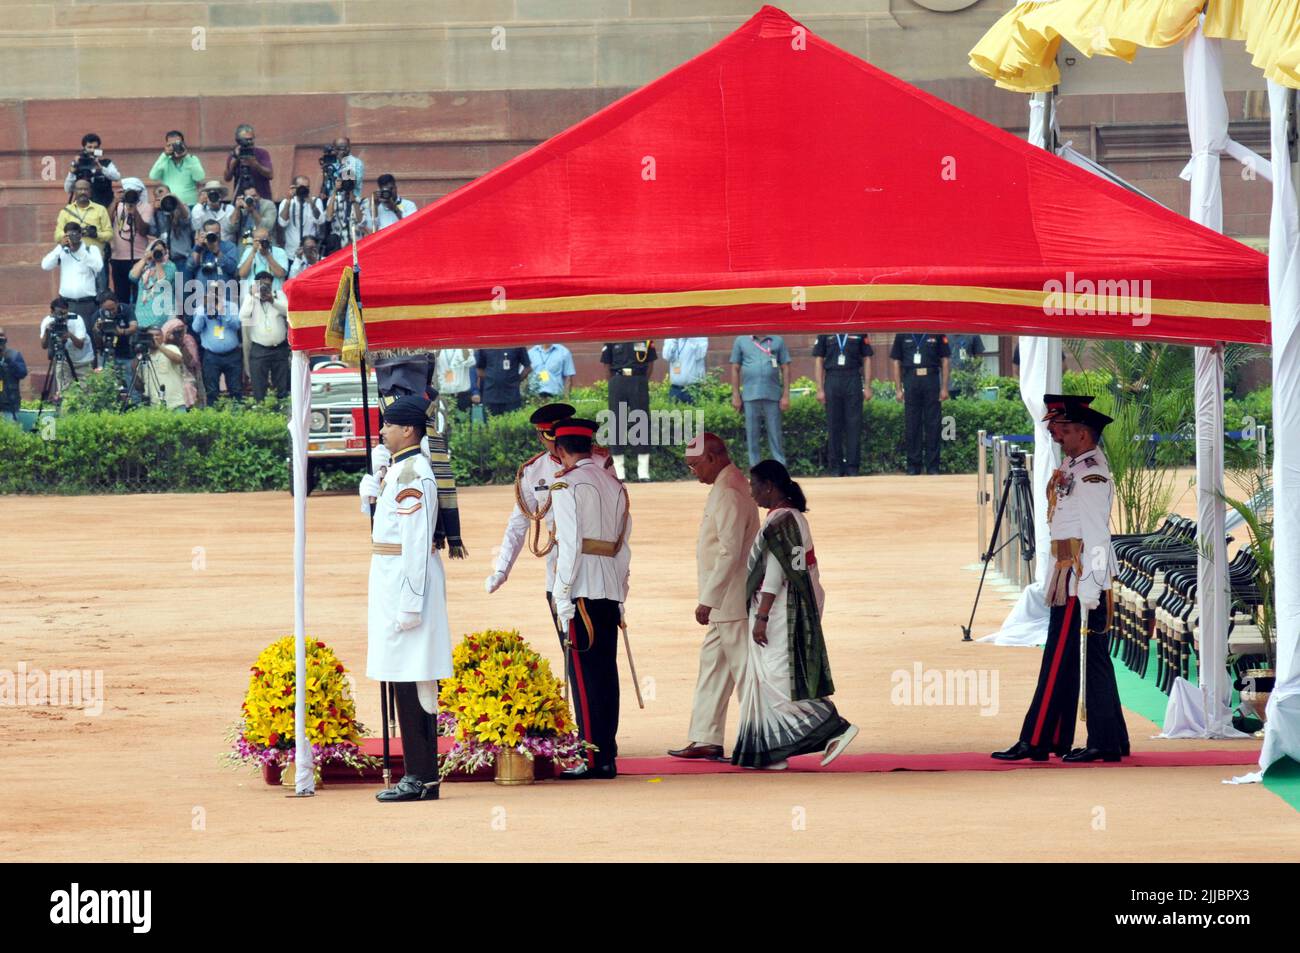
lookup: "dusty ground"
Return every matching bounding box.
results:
[2,474,1293,862]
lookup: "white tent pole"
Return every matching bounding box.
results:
[980,90,1061,646]
[289,350,315,795]
[1259,81,1300,772]
[1164,22,1242,738]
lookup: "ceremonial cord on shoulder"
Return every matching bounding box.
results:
[515,459,556,557]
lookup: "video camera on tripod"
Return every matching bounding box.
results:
[961,440,1037,641]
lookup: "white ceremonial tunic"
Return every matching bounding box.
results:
[495,450,564,589]
[366,449,453,682]
[1048,446,1117,609]
[551,457,631,622]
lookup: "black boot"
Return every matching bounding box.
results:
[376,774,440,801]
[991,741,1049,762]
[1061,747,1122,763]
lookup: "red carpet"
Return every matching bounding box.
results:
[307,740,1259,784]
[614,749,1261,775]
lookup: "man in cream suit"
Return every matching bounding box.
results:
[669,433,760,760]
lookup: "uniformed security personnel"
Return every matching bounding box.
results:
[601,340,656,482]
[992,395,1130,763]
[484,403,615,632]
[549,417,632,780]
[813,332,874,476]
[947,333,986,398]
[358,395,454,801]
[890,332,950,475]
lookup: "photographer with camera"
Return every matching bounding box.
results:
[230,185,277,248]
[148,130,206,206]
[141,326,188,411]
[240,270,290,401]
[150,185,195,288]
[93,291,141,405]
[321,136,364,199]
[39,297,95,400]
[191,220,239,295]
[0,327,29,425]
[236,227,288,296]
[41,223,104,328]
[287,235,322,279]
[277,175,325,259]
[107,177,153,304]
[64,133,120,208]
[362,173,416,233]
[191,279,244,404]
[222,123,274,200]
[192,180,234,242]
[130,239,178,329]
[55,180,111,285]
[323,168,362,253]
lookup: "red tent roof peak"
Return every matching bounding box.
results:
[287,6,1269,351]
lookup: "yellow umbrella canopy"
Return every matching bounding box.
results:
[969,0,1300,92]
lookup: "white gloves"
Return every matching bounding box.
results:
[358,473,381,513]
[484,571,507,594]
[556,602,575,630]
[394,611,421,632]
[371,444,392,472]
[1083,597,1100,613]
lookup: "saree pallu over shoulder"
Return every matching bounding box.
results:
[745,510,835,702]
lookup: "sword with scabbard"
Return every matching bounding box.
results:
[619,614,645,710]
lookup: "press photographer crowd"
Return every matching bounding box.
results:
[28,124,411,412]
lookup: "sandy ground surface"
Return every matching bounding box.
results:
[2,474,1294,862]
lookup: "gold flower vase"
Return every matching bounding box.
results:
[494,748,535,785]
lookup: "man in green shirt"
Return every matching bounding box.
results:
[148,131,206,206]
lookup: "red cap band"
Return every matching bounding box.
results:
[554,425,595,437]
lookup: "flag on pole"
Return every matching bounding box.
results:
[325,266,368,366]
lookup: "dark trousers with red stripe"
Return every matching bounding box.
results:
[564,597,621,770]
[1019,596,1130,754]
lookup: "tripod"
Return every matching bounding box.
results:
[961,449,1037,641]
[35,337,80,417]
[128,346,167,409]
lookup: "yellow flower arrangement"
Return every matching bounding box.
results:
[438,629,590,775]
[224,635,373,771]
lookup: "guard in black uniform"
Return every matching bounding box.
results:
[889,332,950,474]
[813,333,873,476]
[601,340,656,482]
[992,395,1130,763]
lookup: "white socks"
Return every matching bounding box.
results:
[416,681,437,715]
[636,454,650,480]
[612,454,627,480]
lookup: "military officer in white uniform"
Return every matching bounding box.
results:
[993,394,1130,763]
[485,403,616,643]
[358,395,453,801]
[549,418,631,780]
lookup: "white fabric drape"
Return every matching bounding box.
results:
[980,91,1061,647]
[1162,22,1247,739]
[1260,80,1300,773]
[288,351,315,794]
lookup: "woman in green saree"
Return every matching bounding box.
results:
[732,460,858,769]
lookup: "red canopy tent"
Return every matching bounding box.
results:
[278,5,1273,795]
[285,5,1270,351]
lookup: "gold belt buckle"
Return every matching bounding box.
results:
[915,367,928,376]
[621,368,632,376]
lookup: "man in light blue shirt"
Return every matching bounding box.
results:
[662,337,708,403]
[191,284,243,404]
[730,334,791,467]
[527,342,576,398]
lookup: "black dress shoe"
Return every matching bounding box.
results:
[559,763,617,780]
[1061,747,1122,763]
[375,774,440,802]
[991,741,1049,762]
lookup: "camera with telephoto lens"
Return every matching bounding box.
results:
[1008,449,1027,469]
[0,333,8,352]
[236,138,255,159]
[84,225,98,240]
[73,147,101,179]
[334,169,356,194]
[151,244,166,262]
[171,140,186,156]
[94,309,118,338]
[122,189,141,205]
[47,315,69,354]
[377,187,393,201]
[133,330,154,357]
[160,195,179,214]
[295,184,311,201]
[319,145,338,169]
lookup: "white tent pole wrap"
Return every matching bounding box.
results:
[1162,22,1245,739]
[1260,80,1300,773]
[288,351,315,795]
[980,90,1062,646]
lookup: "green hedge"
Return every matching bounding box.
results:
[7,375,1273,495]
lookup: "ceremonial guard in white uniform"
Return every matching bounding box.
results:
[359,395,453,801]
[549,418,632,780]
[993,395,1130,763]
[486,403,616,644]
